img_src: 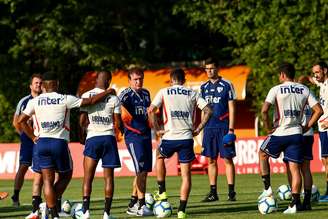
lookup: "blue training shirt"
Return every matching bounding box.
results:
[119,87,151,135]
[200,78,236,129]
[15,94,34,141]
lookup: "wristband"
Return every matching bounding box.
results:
[229,128,234,132]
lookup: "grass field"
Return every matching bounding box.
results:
[1,173,328,218]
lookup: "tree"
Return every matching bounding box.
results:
[173,0,328,115]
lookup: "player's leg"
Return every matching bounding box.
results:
[301,160,312,210]
[178,162,192,218]
[12,164,29,206]
[322,156,328,195]
[224,158,236,201]
[102,135,121,219]
[287,162,302,208]
[42,168,58,218]
[25,172,43,219]
[82,156,98,215]
[201,129,219,202]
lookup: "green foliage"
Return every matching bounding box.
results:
[0,93,18,142]
[174,0,328,113]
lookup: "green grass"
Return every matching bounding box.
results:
[1,173,328,218]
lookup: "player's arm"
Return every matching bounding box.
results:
[12,113,21,134]
[298,75,316,84]
[17,113,37,142]
[305,103,323,132]
[148,104,165,136]
[78,112,89,144]
[193,104,212,136]
[113,113,124,135]
[261,102,272,134]
[80,89,114,107]
[228,100,235,134]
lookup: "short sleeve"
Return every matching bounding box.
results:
[119,89,129,107]
[151,90,164,108]
[228,83,237,100]
[307,91,319,108]
[265,87,278,104]
[66,95,82,109]
[194,91,208,110]
[22,99,35,116]
[15,99,23,115]
[113,96,121,114]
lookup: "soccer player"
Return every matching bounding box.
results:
[148,68,212,219]
[299,61,328,201]
[119,68,153,216]
[12,74,42,207]
[78,71,122,219]
[200,61,237,202]
[18,71,113,219]
[258,63,323,214]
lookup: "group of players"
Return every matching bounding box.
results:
[7,60,328,218]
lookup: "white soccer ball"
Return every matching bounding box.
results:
[61,199,72,214]
[153,201,172,218]
[258,196,278,214]
[145,193,155,209]
[277,184,292,200]
[71,203,84,219]
[311,185,320,202]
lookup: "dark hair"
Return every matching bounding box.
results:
[313,61,328,70]
[30,73,42,84]
[98,71,112,81]
[42,71,58,81]
[128,68,144,79]
[170,68,186,84]
[278,63,295,79]
[204,58,219,68]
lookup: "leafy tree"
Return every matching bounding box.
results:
[173,0,328,115]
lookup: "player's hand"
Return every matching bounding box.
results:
[267,128,276,135]
[106,88,116,95]
[192,128,201,136]
[321,122,328,130]
[156,129,166,138]
[32,136,39,143]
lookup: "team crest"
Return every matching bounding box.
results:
[217,87,223,93]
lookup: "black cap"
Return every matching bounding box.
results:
[42,71,58,81]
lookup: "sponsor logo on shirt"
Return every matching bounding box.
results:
[38,97,64,106]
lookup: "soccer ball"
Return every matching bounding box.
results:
[39,202,47,218]
[277,184,292,200]
[153,201,172,218]
[311,185,320,202]
[71,203,84,219]
[61,199,72,214]
[258,196,278,214]
[145,193,155,209]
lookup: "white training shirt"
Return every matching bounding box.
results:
[265,81,318,136]
[151,85,208,140]
[23,92,82,141]
[80,88,121,139]
[313,78,328,132]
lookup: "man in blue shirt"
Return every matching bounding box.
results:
[200,61,237,202]
[119,68,153,216]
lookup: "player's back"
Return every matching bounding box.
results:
[81,88,120,138]
[159,85,201,140]
[30,92,81,140]
[269,82,311,136]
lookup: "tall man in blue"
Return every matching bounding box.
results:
[200,61,237,202]
[119,68,153,216]
[12,73,42,207]
[18,71,114,219]
[79,71,122,219]
[148,68,212,219]
[259,63,323,214]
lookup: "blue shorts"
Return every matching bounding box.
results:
[201,128,236,159]
[260,134,303,163]
[31,144,41,173]
[19,133,34,166]
[125,132,152,173]
[319,131,328,157]
[159,139,194,163]
[84,135,121,168]
[303,136,314,160]
[36,138,73,172]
